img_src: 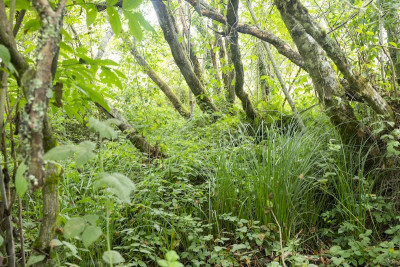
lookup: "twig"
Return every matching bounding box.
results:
[271,210,287,267]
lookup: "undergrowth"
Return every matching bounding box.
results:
[22,113,400,266]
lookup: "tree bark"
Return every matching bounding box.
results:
[184,0,305,69]
[127,42,191,119]
[226,0,258,120]
[151,0,218,114]
[275,0,394,126]
[276,6,366,144]
[256,43,270,100]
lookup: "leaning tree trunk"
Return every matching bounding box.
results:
[224,38,236,107]
[275,6,367,144]
[126,41,191,119]
[151,0,218,114]
[275,0,395,127]
[246,0,304,130]
[226,0,258,120]
[256,43,270,100]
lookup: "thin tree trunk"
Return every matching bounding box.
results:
[226,0,258,120]
[151,0,218,114]
[275,0,395,126]
[246,0,304,130]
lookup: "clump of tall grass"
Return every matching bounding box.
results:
[206,120,379,243]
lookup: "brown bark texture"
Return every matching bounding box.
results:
[226,0,258,120]
[151,0,218,114]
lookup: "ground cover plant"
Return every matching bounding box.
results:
[0,0,400,266]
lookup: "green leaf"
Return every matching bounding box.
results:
[102,250,125,264]
[64,217,86,239]
[124,11,143,41]
[15,164,28,198]
[0,235,3,246]
[88,117,120,139]
[15,0,30,9]
[62,241,79,256]
[165,251,180,262]
[123,0,143,10]
[43,145,77,161]
[85,4,97,26]
[83,214,99,225]
[26,255,46,266]
[94,172,135,203]
[77,84,110,112]
[82,226,102,248]
[76,141,96,167]
[133,12,156,34]
[107,0,118,5]
[107,6,122,36]
[23,19,41,33]
[0,45,10,65]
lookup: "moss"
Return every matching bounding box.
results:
[44,163,62,188]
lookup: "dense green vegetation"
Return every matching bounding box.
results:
[0,0,400,266]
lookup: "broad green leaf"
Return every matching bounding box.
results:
[15,163,28,198]
[124,11,143,41]
[64,217,86,239]
[0,45,10,65]
[94,172,135,203]
[83,214,99,225]
[93,58,119,66]
[107,0,118,5]
[82,226,102,248]
[133,12,156,34]
[88,117,120,139]
[0,235,3,246]
[85,4,97,27]
[102,250,125,264]
[23,19,41,32]
[15,0,30,9]
[165,251,180,262]
[107,6,122,36]
[62,241,79,256]
[76,141,96,167]
[26,255,46,266]
[77,84,110,112]
[123,0,143,10]
[43,145,77,161]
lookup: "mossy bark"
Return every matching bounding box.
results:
[226,0,258,120]
[151,0,218,114]
[276,6,366,144]
[275,0,394,126]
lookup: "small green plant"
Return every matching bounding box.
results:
[157,251,184,267]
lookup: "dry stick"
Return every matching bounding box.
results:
[0,72,16,267]
[246,0,305,131]
[271,210,287,267]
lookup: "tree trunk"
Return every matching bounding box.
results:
[226,0,258,120]
[98,103,162,158]
[246,0,304,130]
[151,0,218,114]
[275,0,395,126]
[184,0,305,69]
[256,43,270,100]
[126,42,191,119]
[275,6,366,144]
[223,38,235,107]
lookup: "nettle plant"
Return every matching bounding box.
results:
[23,117,135,266]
